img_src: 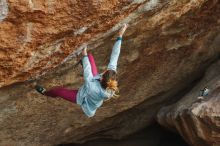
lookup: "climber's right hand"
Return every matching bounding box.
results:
[82,45,88,56]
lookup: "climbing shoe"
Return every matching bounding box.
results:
[35,85,46,95]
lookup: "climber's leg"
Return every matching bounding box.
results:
[44,87,78,103]
[88,53,98,76]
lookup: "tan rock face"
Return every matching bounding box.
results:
[0,0,136,87]
[157,60,220,146]
[0,0,220,146]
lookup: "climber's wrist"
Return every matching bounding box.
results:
[82,50,87,56]
[116,36,122,41]
[82,45,88,56]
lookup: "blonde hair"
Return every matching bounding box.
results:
[107,79,118,92]
[101,70,119,100]
[106,79,119,99]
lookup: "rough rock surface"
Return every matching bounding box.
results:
[0,0,220,146]
[157,60,220,146]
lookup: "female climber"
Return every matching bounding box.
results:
[35,24,128,117]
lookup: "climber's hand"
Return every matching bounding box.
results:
[82,45,88,56]
[118,23,128,37]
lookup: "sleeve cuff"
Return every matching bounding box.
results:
[116,37,122,41]
[82,55,88,63]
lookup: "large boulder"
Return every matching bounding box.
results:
[157,60,220,146]
[0,0,220,145]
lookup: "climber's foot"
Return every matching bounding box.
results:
[35,85,46,95]
[118,23,128,37]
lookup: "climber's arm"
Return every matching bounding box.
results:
[82,46,93,82]
[107,37,122,71]
[107,24,128,71]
